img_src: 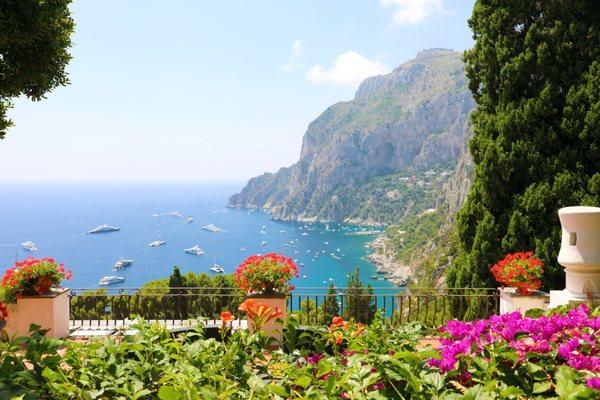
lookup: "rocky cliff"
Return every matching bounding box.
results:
[230,49,476,225]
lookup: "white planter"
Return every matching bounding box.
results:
[499,287,548,314]
[4,288,70,339]
[556,206,600,298]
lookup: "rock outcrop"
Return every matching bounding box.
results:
[230,49,476,225]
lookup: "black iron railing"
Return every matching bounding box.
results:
[69,287,500,329]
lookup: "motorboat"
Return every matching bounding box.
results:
[240,247,246,252]
[21,240,37,251]
[260,241,267,246]
[99,276,125,285]
[202,223,221,232]
[209,264,225,273]
[114,257,133,270]
[149,240,166,248]
[185,245,205,255]
[169,211,183,218]
[187,217,193,223]
[86,224,120,234]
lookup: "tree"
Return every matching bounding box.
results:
[168,266,188,319]
[448,1,600,291]
[0,0,75,139]
[322,284,339,323]
[344,268,376,324]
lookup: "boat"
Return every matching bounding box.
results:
[209,264,225,273]
[99,276,125,285]
[202,223,221,232]
[240,247,246,252]
[261,241,267,246]
[149,213,167,247]
[185,245,205,255]
[21,240,37,251]
[187,216,193,223]
[169,211,183,218]
[114,257,133,270]
[86,223,120,234]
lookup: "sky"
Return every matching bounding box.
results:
[0,0,475,182]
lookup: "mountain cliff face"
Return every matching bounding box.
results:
[230,49,476,225]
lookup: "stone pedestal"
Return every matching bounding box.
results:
[549,206,600,308]
[499,287,549,314]
[246,294,286,347]
[4,288,70,339]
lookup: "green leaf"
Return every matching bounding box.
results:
[158,386,181,400]
[268,384,288,397]
[533,381,552,394]
[294,375,312,389]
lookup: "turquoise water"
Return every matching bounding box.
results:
[0,182,391,289]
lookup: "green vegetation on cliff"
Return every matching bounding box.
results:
[448,0,600,290]
[230,49,475,225]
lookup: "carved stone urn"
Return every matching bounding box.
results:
[549,206,600,307]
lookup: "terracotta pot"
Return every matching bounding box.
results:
[246,293,286,347]
[35,276,54,294]
[4,288,70,339]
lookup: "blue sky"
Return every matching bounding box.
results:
[0,0,475,182]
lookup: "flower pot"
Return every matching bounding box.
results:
[499,287,548,314]
[246,293,286,347]
[35,275,54,294]
[4,288,70,339]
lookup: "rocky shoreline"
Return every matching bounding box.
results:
[366,235,411,286]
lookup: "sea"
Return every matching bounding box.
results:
[0,182,391,290]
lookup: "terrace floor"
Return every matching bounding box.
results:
[69,319,248,338]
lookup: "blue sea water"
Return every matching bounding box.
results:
[0,182,391,290]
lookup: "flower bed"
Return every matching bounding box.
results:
[0,305,598,398]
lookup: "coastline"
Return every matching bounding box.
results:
[365,235,411,286]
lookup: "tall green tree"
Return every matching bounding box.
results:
[344,268,376,324]
[322,284,339,323]
[448,0,600,290]
[168,266,188,319]
[0,0,74,138]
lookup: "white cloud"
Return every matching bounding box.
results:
[380,0,443,26]
[281,39,305,71]
[305,51,389,86]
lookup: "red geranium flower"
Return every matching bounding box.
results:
[491,252,543,295]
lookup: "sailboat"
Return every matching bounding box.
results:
[149,213,167,247]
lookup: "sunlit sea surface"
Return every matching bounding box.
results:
[0,182,391,290]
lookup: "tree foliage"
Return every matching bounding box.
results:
[0,0,74,139]
[448,0,600,290]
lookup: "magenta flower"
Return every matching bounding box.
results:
[586,377,600,390]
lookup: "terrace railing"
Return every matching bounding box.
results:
[69,287,500,329]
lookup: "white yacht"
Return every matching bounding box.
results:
[86,224,120,234]
[185,245,204,255]
[209,265,225,273]
[99,276,125,285]
[202,223,221,232]
[187,216,193,223]
[21,240,37,251]
[169,211,183,218]
[261,241,267,246]
[114,257,133,270]
[149,213,167,247]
